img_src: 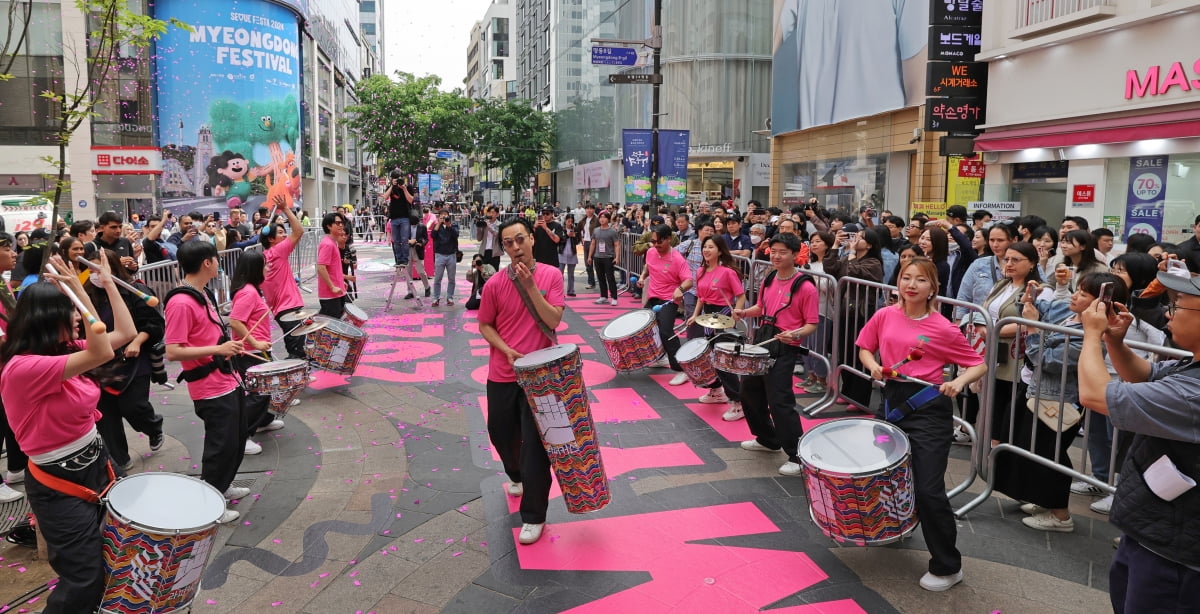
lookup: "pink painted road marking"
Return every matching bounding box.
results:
[514,502,865,614]
[684,403,752,443]
[648,372,710,400]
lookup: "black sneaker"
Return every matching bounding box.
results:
[424,288,431,297]
[404,293,415,300]
[149,432,164,452]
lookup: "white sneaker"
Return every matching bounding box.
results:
[740,439,776,453]
[0,483,24,503]
[3,470,24,484]
[778,461,802,476]
[593,297,608,305]
[1022,511,1074,533]
[698,389,728,404]
[1070,480,1104,496]
[609,299,618,306]
[244,439,263,455]
[291,398,302,406]
[1019,502,1047,515]
[217,509,240,524]
[1090,494,1114,515]
[722,402,744,422]
[669,373,689,386]
[952,427,972,445]
[256,419,285,433]
[650,356,670,368]
[507,482,524,497]
[919,570,963,592]
[224,486,251,500]
[518,522,545,545]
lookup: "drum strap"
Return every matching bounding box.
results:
[883,385,942,423]
[26,460,116,505]
[508,267,558,345]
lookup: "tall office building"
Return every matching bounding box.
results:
[465,0,516,201]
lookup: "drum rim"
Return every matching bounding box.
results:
[675,338,710,362]
[344,303,368,316]
[245,358,310,373]
[798,418,912,475]
[513,343,580,368]
[713,341,769,356]
[104,472,225,534]
[598,309,655,340]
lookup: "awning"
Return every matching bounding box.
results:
[974,107,1200,152]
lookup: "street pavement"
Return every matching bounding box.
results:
[1,240,1117,613]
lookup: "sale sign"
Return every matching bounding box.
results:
[1125,156,1168,240]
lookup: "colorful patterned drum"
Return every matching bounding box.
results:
[513,344,611,514]
[305,316,367,375]
[798,418,917,546]
[100,473,225,613]
[599,310,663,372]
[342,303,369,328]
[712,342,773,376]
[675,338,717,387]
[244,359,310,416]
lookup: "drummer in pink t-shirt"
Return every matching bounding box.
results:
[685,235,747,419]
[228,250,287,439]
[478,218,565,546]
[259,204,307,359]
[637,223,693,386]
[316,212,351,319]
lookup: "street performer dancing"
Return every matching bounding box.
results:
[478,218,566,546]
[0,255,135,613]
[638,224,693,386]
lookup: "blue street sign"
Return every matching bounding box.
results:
[591,46,638,66]
[435,151,455,159]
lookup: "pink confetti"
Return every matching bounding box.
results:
[452,551,463,557]
[271,601,284,606]
[353,580,362,586]
[413,538,424,543]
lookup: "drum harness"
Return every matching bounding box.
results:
[164,284,238,385]
[507,264,558,344]
[26,437,117,504]
[750,270,813,357]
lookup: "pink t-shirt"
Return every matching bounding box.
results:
[757,271,819,346]
[164,291,239,400]
[317,235,345,300]
[262,238,303,313]
[694,265,744,306]
[644,248,691,302]
[856,304,984,383]
[1,348,101,456]
[477,264,566,383]
[230,285,271,344]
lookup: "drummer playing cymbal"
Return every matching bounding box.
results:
[478,218,566,546]
[638,224,693,386]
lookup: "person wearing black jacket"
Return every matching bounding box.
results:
[532,207,565,267]
[94,211,139,274]
[430,210,459,306]
[405,214,431,300]
[383,172,416,267]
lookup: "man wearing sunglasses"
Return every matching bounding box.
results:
[639,224,693,386]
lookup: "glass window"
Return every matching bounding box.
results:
[361,1,375,11]
[779,155,888,214]
[318,108,332,160]
[492,59,504,80]
[1104,155,1200,244]
[318,60,332,108]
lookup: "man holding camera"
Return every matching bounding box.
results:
[532,207,565,267]
[475,205,501,270]
[383,172,416,268]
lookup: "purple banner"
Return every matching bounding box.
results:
[622,129,653,203]
[656,130,690,205]
[1125,155,1168,241]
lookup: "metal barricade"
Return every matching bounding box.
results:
[138,260,180,311]
[954,315,1189,518]
[289,227,320,287]
[353,215,387,243]
[614,231,645,289]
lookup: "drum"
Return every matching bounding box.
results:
[712,342,773,376]
[675,338,717,387]
[100,473,225,613]
[513,344,611,514]
[243,359,310,416]
[599,310,663,372]
[305,315,368,375]
[342,303,369,328]
[798,418,917,546]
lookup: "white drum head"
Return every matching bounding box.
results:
[676,338,709,362]
[314,315,365,338]
[513,344,579,369]
[247,358,308,375]
[601,310,654,339]
[799,418,910,475]
[106,472,225,532]
[344,304,368,320]
[714,342,769,357]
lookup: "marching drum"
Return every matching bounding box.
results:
[513,344,611,514]
[243,359,310,415]
[599,310,663,372]
[100,473,225,614]
[305,315,368,375]
[798,418,918,546]
[675,338,718,387]
[342,303,369,328]
[712,342,773,376]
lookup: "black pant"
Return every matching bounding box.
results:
[483,248,500,271]
[97,375,163,466]
[645,297,683,371]
[740,344,802,460]
[25,444,111,613]
[582,241,595,284]
[699,304,741,400]
[485,380,552,524]
[0,397,27,474]
[594,258,617,299]
[319,295,346,318]
[275,307,307,360]
[882,381,961,576]
[1110,536,1200,614]
[194,389,247,494]
[233,354,276,432]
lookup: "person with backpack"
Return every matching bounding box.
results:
[730,233,818,476]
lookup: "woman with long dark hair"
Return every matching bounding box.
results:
[1053,229,1108,292]
[801,231,837,393]
[1109,252,1168,332]
[918,225,951,297]
[228,250,286,449]
[685,236,746,419]
[824,226,885,407]
[1030,226,1059,281]
[0,256,135,613]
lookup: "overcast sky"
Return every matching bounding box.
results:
[382,0,495,90]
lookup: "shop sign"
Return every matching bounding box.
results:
[574,160,611,190]
[968,201,1021,223]
[946,156,983,207]
[957,157,985,178]
[928,26,981,61]
[911,201,948,219]
[1125,60,1200,100]
[926,61,987,98]
[1012,160,1068,180]
[929,0,983,27]
[92,147,162,174]
[925,98,986,133]
[1071,184,1096,209]
[1124,155,1168,240]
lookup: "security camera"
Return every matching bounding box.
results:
[909,128,923,144]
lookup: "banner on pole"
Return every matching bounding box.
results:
[656,130,690,205]
[622,129,653,203]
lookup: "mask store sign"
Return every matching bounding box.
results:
[1125,59,1200,100]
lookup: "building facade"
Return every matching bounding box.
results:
[465,0,516,204]
[974,0,1200,244]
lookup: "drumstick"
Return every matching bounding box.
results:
[73,256,160,307]
[240,311,271,343]
[46,263,106,334]
[748,327,805,347]
[663,322,689,342]
[238,350,271,362]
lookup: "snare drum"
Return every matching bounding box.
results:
[599,310,663,372]
[342,303,368,327]
[100,473,225,613]
[712,342,773,376]
[243,359,310,416]
[513,344,611,514]
[675,338,717,387]
[798,418,917,546]
[305,316,368,375]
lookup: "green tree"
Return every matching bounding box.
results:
[347,72,476,177]
[473,99,555,191]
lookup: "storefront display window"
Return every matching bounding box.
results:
[1105,155,1200,244]
[779,154,887,217]
[687,161,733,202]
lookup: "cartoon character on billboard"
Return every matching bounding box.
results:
[206,151,253,208]
[209,94,300,207]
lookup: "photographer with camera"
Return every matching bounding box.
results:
[475,205,501,270]
[464,253,495,310]
[383,172,416,268]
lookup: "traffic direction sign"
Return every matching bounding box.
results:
[591,46,638,66]
[608,73,662,85]
[435,151,455,159]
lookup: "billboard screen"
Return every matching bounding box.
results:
[154,0,302,214]
[771,0,929,135]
